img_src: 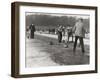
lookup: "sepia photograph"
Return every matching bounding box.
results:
[25,12,90,67]
[11,2,97,77]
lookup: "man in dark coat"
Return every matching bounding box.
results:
[29,24,36,39]
[57,25,63,43]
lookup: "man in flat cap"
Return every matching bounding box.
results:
[73,18,86,54]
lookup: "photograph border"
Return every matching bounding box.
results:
[11,2,98,78]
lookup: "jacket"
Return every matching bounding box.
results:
[73,21,85,38]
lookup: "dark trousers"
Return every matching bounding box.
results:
[58,32,62,43]
[30,31,34,39]
[73,36,85,53]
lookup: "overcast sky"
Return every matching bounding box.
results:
[26,12,90,19]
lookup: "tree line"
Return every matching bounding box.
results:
[26,14,89,32]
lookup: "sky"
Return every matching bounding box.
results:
[26,12,90,19]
